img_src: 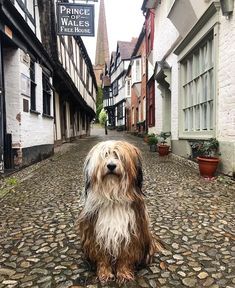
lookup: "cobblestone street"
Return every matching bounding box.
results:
[0,127,235,288]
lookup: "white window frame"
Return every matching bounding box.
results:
[135,59,141,82]
[131,57,141,84]
[177,13,219,140]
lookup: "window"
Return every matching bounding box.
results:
[42,73,52,116]
[181,32,214,133]
[136,59,141,82]
[112,80,118,96]
[30,60,36,111]
[132,58,141,83]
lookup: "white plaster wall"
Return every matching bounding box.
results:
[21,61,54,148]
[153,1,179,63]
[4,48,21,148]
[217,13,235,141]
[190,0,211,19]
[217,12,235,174]
[152,0,179,138]
[155,84,163,133]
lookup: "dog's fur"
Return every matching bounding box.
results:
[78,140,162,283]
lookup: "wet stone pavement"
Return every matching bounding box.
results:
[0,127,235,288]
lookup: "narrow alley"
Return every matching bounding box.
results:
[0,127,234,288]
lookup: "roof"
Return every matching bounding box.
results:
[117,38,138,60]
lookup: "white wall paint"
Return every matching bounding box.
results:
[152,0,179,137]
[4,48,21,148]
[218,13,235,141]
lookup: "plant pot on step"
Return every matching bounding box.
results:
[191,138,220,179]
[197,157,219,179]
[158,144,170,156]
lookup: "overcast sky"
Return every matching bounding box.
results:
[83,0,145,64]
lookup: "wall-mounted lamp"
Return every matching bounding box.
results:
[220,0,234,17]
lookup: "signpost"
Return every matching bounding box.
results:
[57,2,95,36]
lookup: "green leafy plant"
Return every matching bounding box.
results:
[148,135,158,146]
[158,132,171,145]
[191,138,219,158]
[98,109,107,127]
[6,177,18,186]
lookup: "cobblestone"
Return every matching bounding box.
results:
[0,127,234,287]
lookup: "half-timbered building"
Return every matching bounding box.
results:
[0,0,54,171]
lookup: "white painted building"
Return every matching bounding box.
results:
[0,0,97,173]
[0,0,54,171]
[143,0,235,175]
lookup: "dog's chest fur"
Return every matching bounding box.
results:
[95,202,137,257]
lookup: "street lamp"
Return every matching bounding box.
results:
[220,0,234,17]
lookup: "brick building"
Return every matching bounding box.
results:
[126,28,147,134]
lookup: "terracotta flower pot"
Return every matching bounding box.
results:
[197,157,219,179]
[158,145,170,156]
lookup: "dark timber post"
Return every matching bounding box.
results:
[0,39,4,172]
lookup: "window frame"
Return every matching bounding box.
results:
[30,60,37,112]
[177,17,219,140]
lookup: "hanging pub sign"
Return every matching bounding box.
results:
[57,3,95,36]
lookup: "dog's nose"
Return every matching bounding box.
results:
[107,163,116,172]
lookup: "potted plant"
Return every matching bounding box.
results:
[148,135,158,152]
[144,133,155,144]
[192,138,220,179]
[158,132,171,156]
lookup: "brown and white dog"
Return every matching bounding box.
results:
[78,140,162,283]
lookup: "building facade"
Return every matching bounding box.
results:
[142,0,235,175]
[104,39,137,130]
[0,0,54,171]
[127,28,147,134]
[0,0,97,173]
[38,0,97,146]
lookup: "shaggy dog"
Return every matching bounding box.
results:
[78,140,163,283]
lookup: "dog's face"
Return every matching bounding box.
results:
[84,140,143,199]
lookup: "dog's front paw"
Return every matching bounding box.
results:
[116,268,134,284]
[97,265,115,283]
